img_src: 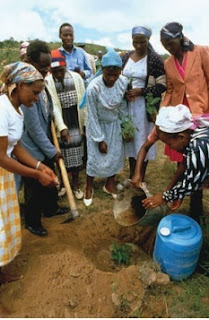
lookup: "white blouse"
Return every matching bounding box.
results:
[0,94,23,157]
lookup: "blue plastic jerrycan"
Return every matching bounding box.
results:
[153,213,203,281]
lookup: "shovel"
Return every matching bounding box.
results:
[51,121,79,223]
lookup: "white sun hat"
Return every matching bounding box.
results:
[156,104,192,133]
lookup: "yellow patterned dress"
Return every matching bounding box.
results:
[0,95,23,267]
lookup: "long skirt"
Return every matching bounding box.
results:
[0,167,21,267]
[59,105,83,171]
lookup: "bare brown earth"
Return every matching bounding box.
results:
[0,171,171,318]
[1,142,208,318]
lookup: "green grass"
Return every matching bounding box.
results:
[167,275,209,317]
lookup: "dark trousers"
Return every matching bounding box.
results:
[190,190,203,224]
[23,158,58,227]
[82,135,87,168]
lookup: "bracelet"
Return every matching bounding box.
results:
[35,161,41,170]
[162,193,168,204]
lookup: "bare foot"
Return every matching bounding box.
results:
[85,188,93,199]
[0,272,23,285]
[104,184,115,194]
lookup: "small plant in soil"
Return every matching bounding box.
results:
[111,242,132,265]
[120,115,138,142]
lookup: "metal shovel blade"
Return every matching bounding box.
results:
[61,209,80,224]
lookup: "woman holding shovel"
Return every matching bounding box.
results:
[46,49,85,200]
[0,62,57,285]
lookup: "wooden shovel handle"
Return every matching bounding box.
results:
[51,121,77,211]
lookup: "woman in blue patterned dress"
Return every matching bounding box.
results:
[84,49,129,206]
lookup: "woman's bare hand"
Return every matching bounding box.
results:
[142,194,165,209]
[99,141,108,153]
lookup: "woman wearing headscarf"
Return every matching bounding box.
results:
[0,62,57,284]
[142,105,209,217]
[83,49,129,206]
[122,26,166,180]
[160,21,209,162]
[20,41,30,62]
[46,49,85,200]
[160,21,209,221]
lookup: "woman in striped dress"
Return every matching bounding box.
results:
[46,49,85,199]
[141,105,209,222]
[0,62,57,284]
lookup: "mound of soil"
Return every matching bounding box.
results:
[0,204,169,318]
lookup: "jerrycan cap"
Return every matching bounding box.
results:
[160,227,171,236]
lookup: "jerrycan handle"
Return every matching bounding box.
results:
[172,225,191,233]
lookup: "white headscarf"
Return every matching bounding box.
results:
[156,105,192,133]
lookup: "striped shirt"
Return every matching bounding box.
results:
[163,127,209,201]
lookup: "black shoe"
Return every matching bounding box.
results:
[26,225,48,237]
[44,207,70,217]
[55,207,70,216]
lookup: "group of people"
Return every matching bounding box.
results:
[132,22,209,224]
[0,20,209,286]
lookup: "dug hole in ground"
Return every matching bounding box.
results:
[0,156,180,318]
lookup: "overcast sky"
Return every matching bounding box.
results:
[0,0,208,54]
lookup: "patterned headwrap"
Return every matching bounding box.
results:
[20,41,30,56]
[101,48,122,68]
[132,26,152,38]
[51,49,66,68]
[160,22,194,52]
[160,22,183,40]
[156,105,192,133]
[190,114,209,130]
[0,61,43,97]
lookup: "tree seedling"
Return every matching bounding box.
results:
[111,242,132,265]
[120,115,139,142]
[145,92,161,122]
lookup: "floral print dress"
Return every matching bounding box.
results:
[86,74,129,177]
